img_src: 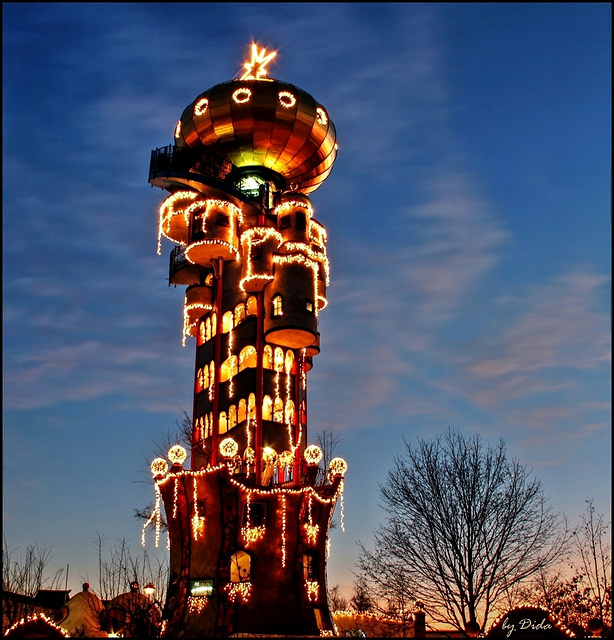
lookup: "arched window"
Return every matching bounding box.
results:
[239,346,257,371]
[274,347,284,372]
[234,303,246,325]
[229,405,237,429]
[262,396,272,421]
[246,296,258,316]
[219,412,228,434]
[230,550,251,583]
[203,365,210,389]
[274,397,284,423]
[248,394,256,419]
[210,313,217,337]
[238,399,247,423]
[221,356,238,382]
[272,295,283,317]
[196,368,203,393]
[263,345,273,369]
[199,320,207,344]
[222,311,234,333]
[285,399,295,425]
[285,350,295,372]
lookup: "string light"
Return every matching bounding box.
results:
[188,596,208,614]
[4,614,69,638]
[150,458,169,477]
[141,483,163,548]
[174,120,182,139]
[306,580,319,602]
[157,190,197,254]
[316,107,328,125]
[224,582,253,603]
[192,475,205,540]
[304,444,323,465]
[240,44,277,80]
[281,493,287,568]
[219,437,238,459]
[278,91,296,108]
[232,87,252,104]
[168,445,188,466]
[194,97,209,116]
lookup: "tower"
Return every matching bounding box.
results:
[144,45,347,637]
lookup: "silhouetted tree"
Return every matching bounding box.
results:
[327,584,349,611]
[356,429,568,634]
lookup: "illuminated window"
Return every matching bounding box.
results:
[285,399,295,424]
[239,346,257,370]
[190,579,214,597]
[246,296,258,316]
[263,396,273,421]
[220,412,228,434]
[238,399,247,423]
[230,551,251,583]
[306,300,314,314]
[235,304,246,324]
[274,347,284,372]
[248,393,256,419]
[210,313,217,337]
[263,345,273,369]
[272,295,283,318]
[274,397,284,422]
[285,350,295,371]
[222,311,234,333]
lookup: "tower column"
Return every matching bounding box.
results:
[211,258,224,466]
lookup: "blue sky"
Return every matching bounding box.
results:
[3,3,610,601]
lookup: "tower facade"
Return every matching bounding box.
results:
[145,46,346,637]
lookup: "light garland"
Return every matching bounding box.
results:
[306,580,319,602]
[188,596,208,614]
[242,492,266,545]
[4,614,69,637]
[185,238,240,264]
[208,362,215,402]
[141,482,163,548]
[168,445,188,466]
[329,457,348,478]
[220,437,239,459]
[157,190,198,254]
[304,522,319,544]
[278,91,296,108]
[228,321,234,397]
[316,107,328,126]
[151,457,169,477]
[304,444,323,466]
[224,582,253,603]
[232,87,252,104]
[172,477,179,518]
[194,97,209,116]
[174,120,182,139]
[281,493,287,568]
[192,476,205,540]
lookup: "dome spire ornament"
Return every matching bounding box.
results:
[240,43,277,80]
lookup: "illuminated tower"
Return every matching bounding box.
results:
[144,46,347,637]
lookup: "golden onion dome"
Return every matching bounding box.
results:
[173,78,338,194]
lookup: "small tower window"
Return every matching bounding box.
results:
[280,216,291,230]
[216,213,230,227]
[272,295,283,317]
[230,551,251,583]
[306,300,314,314]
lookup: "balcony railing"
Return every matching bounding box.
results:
[149,145,233,185]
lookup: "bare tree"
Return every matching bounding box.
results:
[327,584,349,611]
[2,538,66,629]
[356,429,568,634]
[571,499,611,627]
[315,426,345,485]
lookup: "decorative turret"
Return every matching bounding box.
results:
[144,45,345,638]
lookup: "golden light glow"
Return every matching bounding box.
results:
[306,580,319,602]
[192,475,205,540]
[316,107,328,125]
[188,596,208,614]
[168,444,188,466]
[304,444,323,465]
[232,87,252,104]
[224,582,253,602]
[194,97,209,116]
[150,458,169,477]
[240,44,277,80]
[4,614,69,638]
[329,457,348,477]
[304,522,320,544]
[278,91,296,108]
[174,120,182,139]
[220,437,239,459]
